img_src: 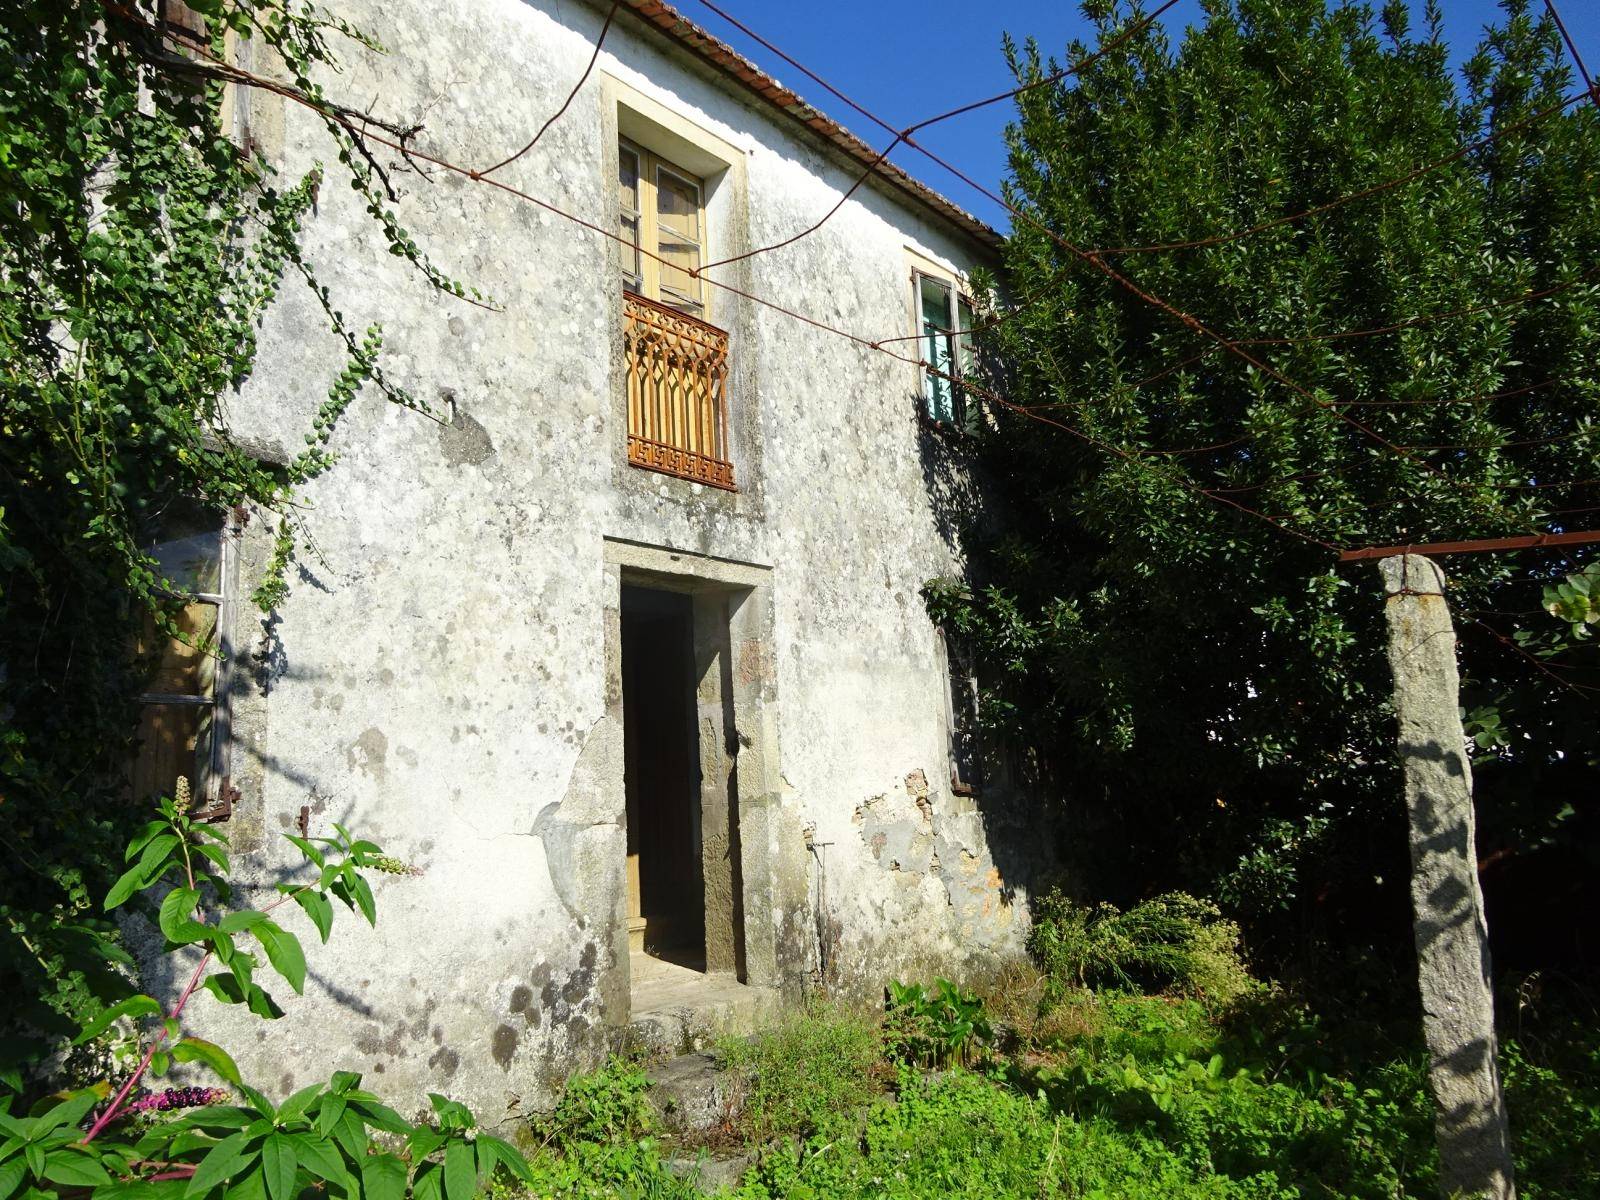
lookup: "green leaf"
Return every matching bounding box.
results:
[473,1135,531,1184]
[442,1139,473,1200]
[313,1095,345,1137]
[203,975,247,1006]
[217,911,267,935]
[350,875,376,927]
[329,1111,367,1162]
[405,1127,445,1162]
[252,922,305,994]
[244,984,284,1020]
[33,1091,99,1134]
[172,1039,243,1087]
[349,1101,409,1135]
[274,1084,322,1126]
[410,1162,441,1200]
[286,1133,345,1188]
[327,1073,360,1097]
[41,1149,112,1187]
[235,1085,275,1120]
[221,1164,266,1200]
[0,1158,24,1200]
[359,1153,406,1200]
[281,836,324,868]
[194,843,231,873]
[291,892,333,944]
[260,1135,295,1200]
[425,1095,472,1131]
[174,1107,258,1131]
[74,994,163,1044]
[185,1130,256,1196]
[125,821,173,862]
[159,888,210,945]
[106,835,178,910]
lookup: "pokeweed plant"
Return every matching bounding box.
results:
[885,978,994,1070]
[0,781,534,1200]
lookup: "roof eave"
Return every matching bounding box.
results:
[593,0,1006,254]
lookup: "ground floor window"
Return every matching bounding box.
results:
[132,506,236,818]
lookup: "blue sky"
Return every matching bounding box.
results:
[685,0,1599,231]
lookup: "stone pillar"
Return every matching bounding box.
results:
[694,591,740,977]
[1378,554,1515,1200]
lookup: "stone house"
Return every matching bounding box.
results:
[137,0,1056,1114]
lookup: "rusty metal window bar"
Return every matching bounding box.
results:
[914,271,978,431]
[133,507,239,820]
[624,293,735,489]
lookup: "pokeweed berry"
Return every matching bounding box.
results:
[123,1087,231,1117]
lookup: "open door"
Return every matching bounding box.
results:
[621,585,705,966]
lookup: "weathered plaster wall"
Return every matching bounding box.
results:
[163,0,1058,1120]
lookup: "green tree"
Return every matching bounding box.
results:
[0,0,471,1077]
[934,0,1598,969]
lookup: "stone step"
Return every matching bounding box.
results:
[623,951,784,1058]
[646,1051,754,1194]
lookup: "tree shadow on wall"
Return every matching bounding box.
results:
[909,399,1065,937]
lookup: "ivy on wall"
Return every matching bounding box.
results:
[0,0,475,1073]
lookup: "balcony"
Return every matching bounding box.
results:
[624,291,735,491]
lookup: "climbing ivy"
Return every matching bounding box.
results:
[0,0,474,1075]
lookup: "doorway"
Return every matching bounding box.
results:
[621,586,706,968]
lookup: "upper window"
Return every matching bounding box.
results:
[914,271,978,429]
[619,140,707,320]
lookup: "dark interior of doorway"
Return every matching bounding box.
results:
[621,585,706,969]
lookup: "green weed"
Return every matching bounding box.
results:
[1029,890,1257,1007]
[884,978,995,1069]
[716,1004,885,1142]
[513,1057,699,1200]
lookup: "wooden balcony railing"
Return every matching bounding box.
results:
[624,291,735,490]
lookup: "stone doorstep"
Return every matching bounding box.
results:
[626,978,784,1060]
[624,950,784,1058]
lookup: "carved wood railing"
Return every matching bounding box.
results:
[624,292,735,490]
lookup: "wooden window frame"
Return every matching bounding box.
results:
[134,509,241,821]
[934,626,983,796]
[911,269,979,432]
[619,138,709,322]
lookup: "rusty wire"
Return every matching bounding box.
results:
[476,0,623,179]
[150,12,1599,559]
[692,0,1182,275]
[148,22,1338,553]
[1543,0,1599,109]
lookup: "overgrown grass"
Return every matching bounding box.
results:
[1028,890,1256,1007]
[503,1057,699,1200]
[716,1002,886,1141]
[502,898,1599,1199]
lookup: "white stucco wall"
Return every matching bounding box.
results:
[168,0,1057,1117]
